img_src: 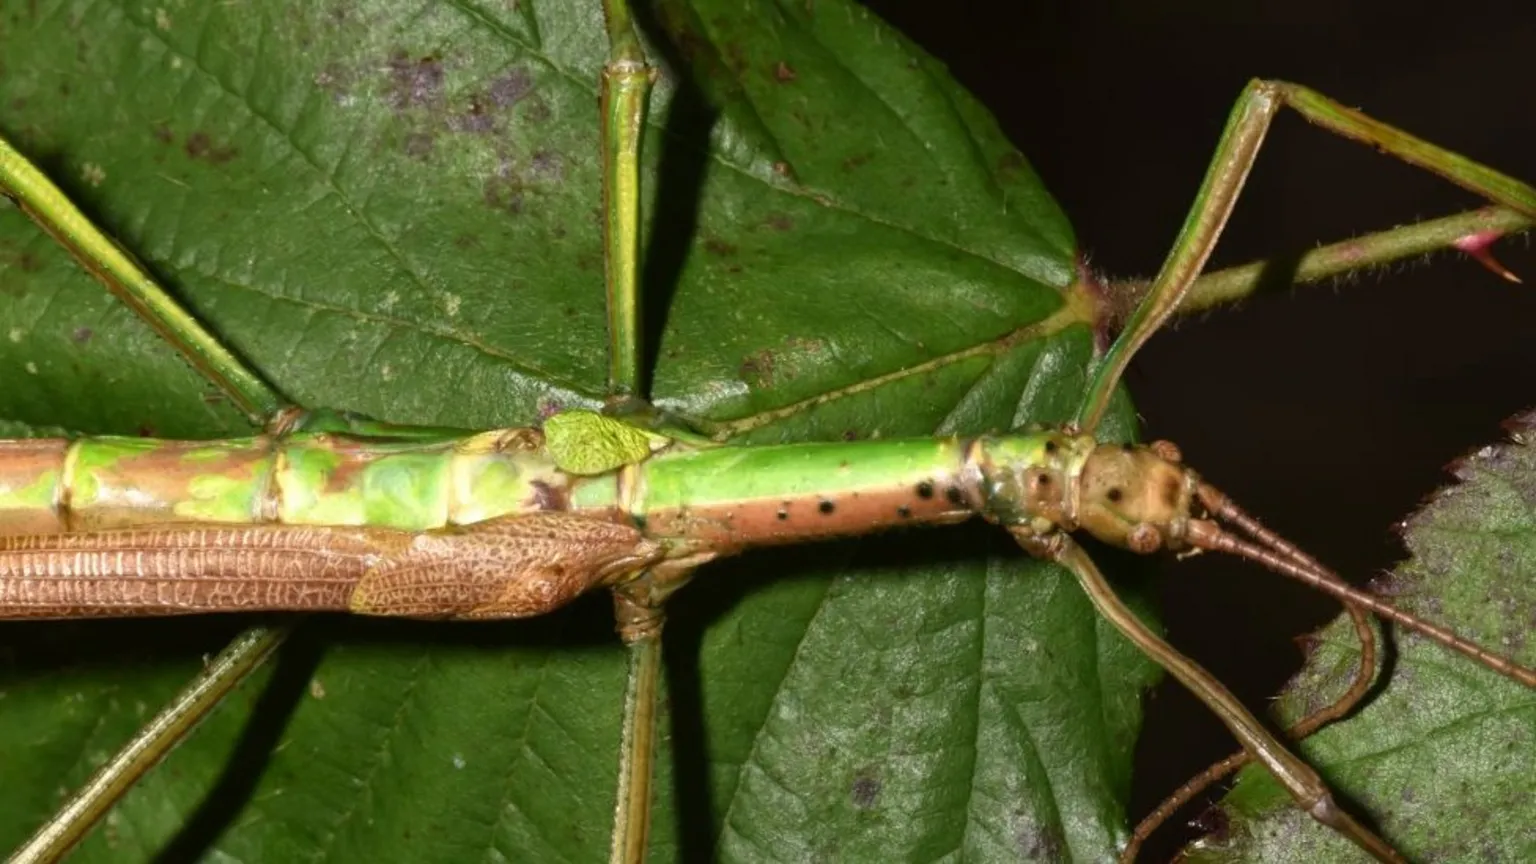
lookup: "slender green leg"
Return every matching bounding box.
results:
[0,137,285,424]
[1026,533,1402,863]
[1,135,295,859]
[1173,205,1531,316]
[598,2,662,862]
[610,584,666,864]
[8,628,286,864]
[602,0,653,404]
[1075,79,1536,434]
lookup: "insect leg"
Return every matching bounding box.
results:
[0,132,296,860]
[1074,79,1536,435]
[1034,533,1404,863]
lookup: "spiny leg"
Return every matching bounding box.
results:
[1074,79,1536,434]
[598,2,663,863]
[0,135,296,861]
[1025,533,1403,864]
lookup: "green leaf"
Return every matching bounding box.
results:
[0,2,1157,862]
[1186,411,1536,862]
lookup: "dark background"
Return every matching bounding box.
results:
[862,1,1536,858]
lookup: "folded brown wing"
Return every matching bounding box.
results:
[349,512,659,620]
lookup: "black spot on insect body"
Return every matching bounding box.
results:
[916,481,935,499]
[818,500,836,515]
[896,505,912,519]
[776,508,789,521]
[1043,439,1057,454]
[1121,443,1136,453]
[1106,487,1124,503]
[944,487,964,506]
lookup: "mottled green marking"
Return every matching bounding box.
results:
[178,473,264,523]
[0,471,58,511]
[545,411,669,475]
[68,438,154,510]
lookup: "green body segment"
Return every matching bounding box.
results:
[0,427,571,536]
[0,416,1068,558]
[578,436,994,550]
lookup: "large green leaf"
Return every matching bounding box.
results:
[1187,411,1536,862]
[0,2,1156,862]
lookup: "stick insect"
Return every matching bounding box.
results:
[1,3,1533,863]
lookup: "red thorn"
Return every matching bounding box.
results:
[1453,230,1523,283]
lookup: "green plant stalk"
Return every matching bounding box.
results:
[1076,81,1536,433]
[1161,205,1532,319]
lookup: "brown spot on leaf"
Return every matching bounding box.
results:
[528,150,564,183]
[71,326,92,344]
[452,98,495,134]
[763,213,794,232]
[703,237,737,256]
[387,52,444,110]
[489,68,535,106]
[152,124,173,145]
[740,351,775,388]
[842,152,873,172]
[772,61,797,82]
[850,770,881,809]
[184,132,239,165]
[1016,823,1065,860]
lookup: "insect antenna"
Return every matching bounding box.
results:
[1184,486,1536,689]
[1124,480,1381,862]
